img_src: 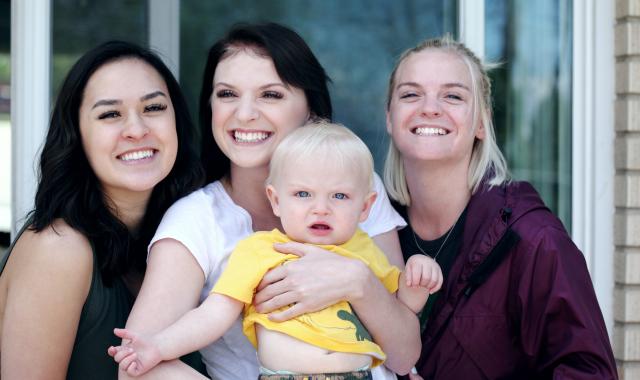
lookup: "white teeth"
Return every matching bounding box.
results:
[415,127,447,136]
[120,149,154,161]
[234,131,270,143]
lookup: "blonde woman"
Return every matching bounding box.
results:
[384,36,617,379]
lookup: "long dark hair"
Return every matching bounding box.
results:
[199,22,333,183]
[31,41,204,285]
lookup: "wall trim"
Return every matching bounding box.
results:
[572,0,615,336]
[148,0,180,80]
[10,0,51,236]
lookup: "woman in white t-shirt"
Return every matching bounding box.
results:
[119,23,420,380]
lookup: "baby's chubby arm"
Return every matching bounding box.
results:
[108,293,243,377]
[397,255,443,314]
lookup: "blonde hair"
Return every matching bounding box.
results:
[267,121,374,191]
[383,35,510,206]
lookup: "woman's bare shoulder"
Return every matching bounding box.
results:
[7,219,93,280]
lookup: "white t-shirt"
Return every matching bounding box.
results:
[150,174,406,380]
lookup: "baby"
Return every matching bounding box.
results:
[110,122,442,379]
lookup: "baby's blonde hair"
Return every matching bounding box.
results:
[267,121,374,191]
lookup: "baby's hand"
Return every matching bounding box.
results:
[404,255,443,294]
[107,328,163,377]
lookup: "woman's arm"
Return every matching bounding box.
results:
[253,229,420,375]
[117,238,209,379]
[1,223,93,379]
[517,227,617,379]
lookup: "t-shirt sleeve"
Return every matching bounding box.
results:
[149,190,216,277]
[359,173,407,237]
[345,231,401,294]
[212,234,284,304]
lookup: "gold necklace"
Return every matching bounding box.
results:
[411,217,458,262]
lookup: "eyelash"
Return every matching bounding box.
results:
[262,91,283,99]
[98,111,120,120]
[216,89,235,98]
[145,103,168,112]
[399,92,418,99]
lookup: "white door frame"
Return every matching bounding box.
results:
[571,0,615,336]
[10,0,51,235]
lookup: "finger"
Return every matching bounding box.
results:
[114,328,136,341]
[431,266,443,293]
[272,241,309,257]
[274,242,329,258]
[256,265,287,293]
[256,290,299,314]
[127,361,141,377]
[425,265,439,292]
[118,352,137,372]
[108,345,130,359]
[268,302,306,322]
[410,261,423,287]
[404,264,413,286]
[419,263,432,288]
[113,347,134,363]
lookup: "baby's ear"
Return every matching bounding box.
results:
[359,192,378,222]
[265,185,281,217]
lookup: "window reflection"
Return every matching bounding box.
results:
[486,0,573,229]
[52,0,148,97]
[180,0,457,169]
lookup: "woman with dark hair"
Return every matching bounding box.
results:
[0,41,203,379]
[122,23,419,380]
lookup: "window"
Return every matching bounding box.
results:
[180,0,457,169]
[486,0,573,228]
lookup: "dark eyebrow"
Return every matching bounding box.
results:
[91,99,121,109]
[140,91,167,101]
[214,82,288,90]
[91,91,167,110]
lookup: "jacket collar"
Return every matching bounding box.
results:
[420,181,548,358]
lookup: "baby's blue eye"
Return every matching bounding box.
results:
[334,193,348,200]
[295,191,310,198]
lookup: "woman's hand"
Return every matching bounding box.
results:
[254,235,421,375]
[253,242,368,321]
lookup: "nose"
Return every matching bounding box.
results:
[421,95,442,118]
[122,112,149,140]
[236,96,259,123]
[311,198,330,216]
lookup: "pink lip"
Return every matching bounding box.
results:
[308,223,332,236]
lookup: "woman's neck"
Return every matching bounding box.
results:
[226,164,282,232]
[404,159,472,240]
[104,189,152,233]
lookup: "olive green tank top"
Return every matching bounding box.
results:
[1,225,207,379]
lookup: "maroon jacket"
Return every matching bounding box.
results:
[415,181,617,379]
